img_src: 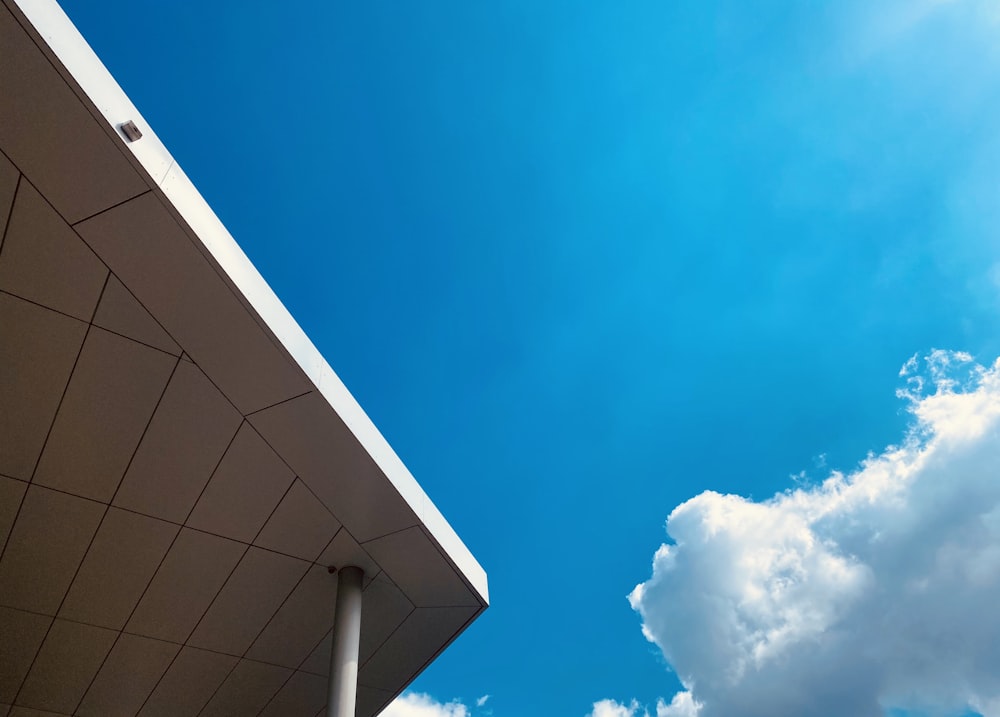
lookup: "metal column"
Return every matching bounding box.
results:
[327,565,364,717]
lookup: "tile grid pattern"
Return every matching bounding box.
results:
[0,157,414,716]
[17,270,172,716]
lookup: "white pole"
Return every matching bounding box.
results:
[327,565,364,717]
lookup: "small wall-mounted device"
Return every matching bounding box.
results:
[119,120,142,142]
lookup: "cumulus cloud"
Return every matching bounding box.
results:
[587,693,701,717]
[381,692,471,717]
[655,691,702,717]
[630,350,1000,716]
[587,698,646,717]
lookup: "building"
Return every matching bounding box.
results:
[0,1,488,715]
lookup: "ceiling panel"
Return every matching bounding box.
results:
[246,564,338,670]
[0,4,148,223]
[363,526,480,608]
[126,528,245,644]
[298,630,332,677]
[58,508,178,630]
[0,606,51,704]
[0,293,86,481]
[75,191,312,414]
[186,423,295,544]
[0,477,27,556]
[0,152,18,243]
[16,618,116,714]
[8,708,67,717]
[32,327,176,502]
[187,546,309,656]
[359,573,415,665]
[114,361,241,523]
[137,646,237,717]
[76,633,178,717]
[259,670,326,717]
[0,181,106,321]
[358,606,479,693]
[254,479,341,561]
[0,485,103,615]
[92,276,180,356]
[249,392,420,543]
[356,685,394,717]
[291,573,415,678]
[317,529,381,585]
[198,659,291,717]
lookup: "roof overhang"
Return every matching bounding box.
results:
[0,1,487,715]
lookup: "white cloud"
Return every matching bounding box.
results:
[587,699,646,717]
[655,691,701,717]
[381,692,470,717]
[630,351,1000,717]
[588,693,702,717]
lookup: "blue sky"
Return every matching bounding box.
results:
[60,1,1000,715]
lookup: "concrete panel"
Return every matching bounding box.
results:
[363,526,480,608]
[114,360,241,523]
[59,508,179,630]
[359,573,415,665]
[16,619,116,714]
[0,477,27,557]
[92,275,180,356]
[188,547,309,656]
[75,191,311,414]
[0,4,148,223]
[247,564,339,670]
[0,181,107,321]
[317,529,380,585]
[8,708,67,717]
[126,528,245,644]
[199,660,291,717]
[298,629,332,677]
[0,485,103,615]
[0,607,51,704]
[186,423,295,544]
[0,153,19,247]
[250,392,420,543]
[356,685,394,717]
[254,479,341,561]
[138,647,237,717]
[259,670,326,717]
[299,572,414,677]
[76,633,178,717]
[33,327,176,501]
[0,293,87,481]
[358,606,479,692]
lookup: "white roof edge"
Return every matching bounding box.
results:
[14,0,488,604]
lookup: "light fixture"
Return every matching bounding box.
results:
[119,120,142,142]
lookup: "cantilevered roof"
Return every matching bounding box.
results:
[0,1,488,715]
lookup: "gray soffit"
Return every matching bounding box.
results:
[0,1,488,716]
